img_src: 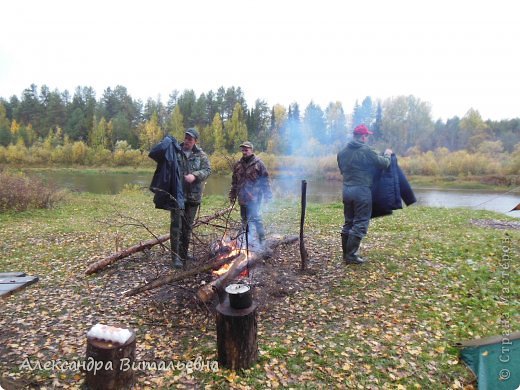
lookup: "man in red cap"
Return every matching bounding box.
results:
[337,124,392,264]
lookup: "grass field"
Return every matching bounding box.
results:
[0,189,518,389]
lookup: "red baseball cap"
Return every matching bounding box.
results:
[353,124,373,135]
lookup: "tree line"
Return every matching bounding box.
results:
[1,84,519,158]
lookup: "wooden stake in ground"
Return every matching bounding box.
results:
[299,180,309,270]
[85,206,233,275]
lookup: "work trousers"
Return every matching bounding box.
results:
[170,202,199,261]
[240,201,265,243]
[341,185,372,239]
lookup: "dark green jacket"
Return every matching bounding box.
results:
[337,141,390,187]
[177,143,211,204]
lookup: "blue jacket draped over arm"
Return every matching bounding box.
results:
[371,154,416,218]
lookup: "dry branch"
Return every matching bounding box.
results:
[85,206,234,275]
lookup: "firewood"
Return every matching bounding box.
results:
[125,235,298,299]
[197,235,298,303]
[85,206,233,275]
[123,252,243,297]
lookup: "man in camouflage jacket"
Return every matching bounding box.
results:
[172,128,211,269]
[229,141,272,245]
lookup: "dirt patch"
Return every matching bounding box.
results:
[470,218,520,230]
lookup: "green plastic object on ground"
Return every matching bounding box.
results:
[456,332,520,390]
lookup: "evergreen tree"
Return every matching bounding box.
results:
[177,89,197,127]
[372,102,383,141]
[17,84,43,137]
[302,101,326,141]
[325,101,347,146]
[0,103,11,146]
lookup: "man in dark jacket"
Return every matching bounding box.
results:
[337,124,392,264]
[229,141,272,246]
[172,128,211,268]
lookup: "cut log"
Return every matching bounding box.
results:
[197,235,299,303]
[216,300,258,370]
[85,328,136,390]
[86,206,234,275]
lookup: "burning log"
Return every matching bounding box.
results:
[85,206,234,275]
[197,235,299,303]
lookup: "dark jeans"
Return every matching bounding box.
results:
[240,202,265,242]
[170,202,199,260]
[341,185,372,239]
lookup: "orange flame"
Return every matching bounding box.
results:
[212,238,250,276]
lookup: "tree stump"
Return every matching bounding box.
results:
[85,328,136,390]
[216,299,258,370]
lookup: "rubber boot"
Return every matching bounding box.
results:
[171,237,183,268]
[178,241,188,270]
[341,234,349,263]
[171,210,183,269]
[345,235,365,264]
[172,254,184,269]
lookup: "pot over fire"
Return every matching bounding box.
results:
[225,283,252,309]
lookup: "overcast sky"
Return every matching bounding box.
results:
[1,0,518,121]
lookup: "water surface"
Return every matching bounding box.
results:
[33,170,520,216]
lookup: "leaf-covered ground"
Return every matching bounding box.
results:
[0,189,518,389]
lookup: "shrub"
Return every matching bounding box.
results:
[71,141,88,164]
[505,144,520,175]
[113,148,143,167]
[0,170,66,212]
[210,152,237,174]
[87,148,112,165]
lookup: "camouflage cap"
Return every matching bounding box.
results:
[240,141,254,149]
[185,128,199,139]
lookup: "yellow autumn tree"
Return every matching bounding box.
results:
[139,112,162,151]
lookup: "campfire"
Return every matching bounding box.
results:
[211,236,251,278]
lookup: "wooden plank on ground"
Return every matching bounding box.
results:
[0,276,39,298]
[0,272,26,278]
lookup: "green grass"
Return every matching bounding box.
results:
[1,190,519,388]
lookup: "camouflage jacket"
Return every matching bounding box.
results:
[229,155,272,205]
[177,143,211,204]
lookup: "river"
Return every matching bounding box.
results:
[32,170,520,217]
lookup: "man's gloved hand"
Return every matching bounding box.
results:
[229,196,236,205]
